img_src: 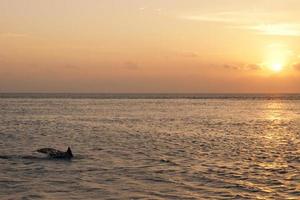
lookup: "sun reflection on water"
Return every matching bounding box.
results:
[261,101,288,141]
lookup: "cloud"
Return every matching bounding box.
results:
[223,63,261,71]
[0,32,28,38]
[223,64,241,70]
[179,51,199,58]
[155,8,162,12]
[123,61,139,70]
[180,11,270,24]
[293,63,300,71]
[180,11,300,37]
[64,64,81,70]
[246,23,300,36]
[245,64,262,71]
[138,7,162,14]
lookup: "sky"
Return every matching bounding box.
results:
[1,0,300,93]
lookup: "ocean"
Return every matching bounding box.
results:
[0,94,299,199]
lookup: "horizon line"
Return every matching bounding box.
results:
[1,92,300,95]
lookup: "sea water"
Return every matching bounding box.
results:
[0,94,299,199]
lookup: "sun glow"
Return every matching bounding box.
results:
[270,63,283,72]
[264,44,291,73]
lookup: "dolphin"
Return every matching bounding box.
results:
[37,147,73,159]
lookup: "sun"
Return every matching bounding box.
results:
[264,43,291,73]
[270,63,283,72]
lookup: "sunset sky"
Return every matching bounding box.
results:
[1,0,300,93]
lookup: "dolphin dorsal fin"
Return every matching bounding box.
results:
[67,147,73,158]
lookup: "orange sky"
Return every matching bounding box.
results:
[1,0,300,93]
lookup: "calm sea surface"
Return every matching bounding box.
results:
[0,94,299,199]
